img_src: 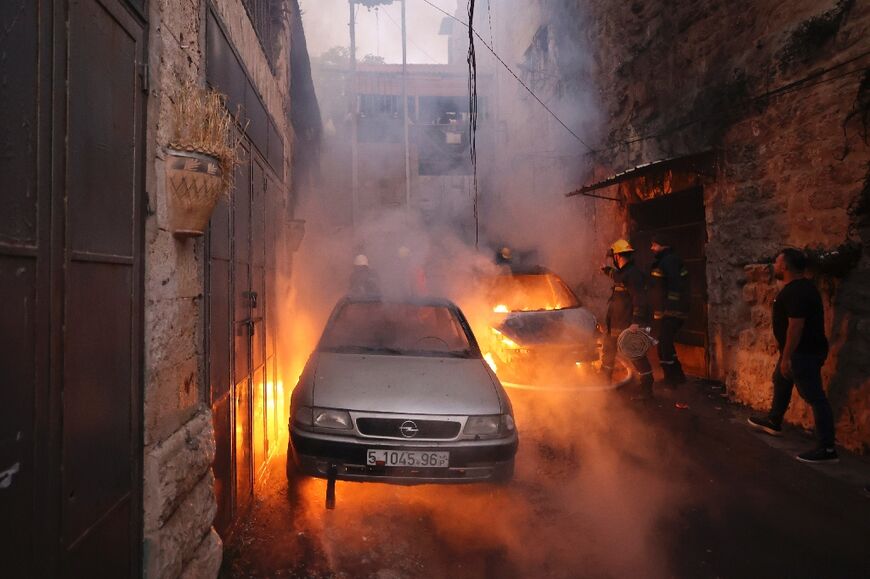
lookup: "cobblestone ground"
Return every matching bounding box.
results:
[222,381,870,579]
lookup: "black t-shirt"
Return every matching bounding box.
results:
[772,278,828,356]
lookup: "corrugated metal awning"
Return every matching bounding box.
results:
[567,150,716,200]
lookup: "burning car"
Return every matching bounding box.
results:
[288,297,518,485]
[482,266,606,388]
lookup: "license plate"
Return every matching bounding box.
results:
[366,449,449,468]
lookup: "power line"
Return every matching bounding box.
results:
[380,4,440,64]
[418,0,870,157]
[597,49,870,154]
[418,0,595,151]
[486,0,494,48]
[467,0,480,246]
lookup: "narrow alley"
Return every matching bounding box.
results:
[223,382,870,578]
[2,0,869,578]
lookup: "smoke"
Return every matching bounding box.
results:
[299,0,451,64]
[265,2,695,577]
[281,390,692,578]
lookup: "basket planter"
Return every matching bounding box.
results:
[288,219,306,252]
[166,149,225,238]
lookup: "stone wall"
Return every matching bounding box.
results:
[573,0,870,450]
[483,0,870,451]
[143,1,293,577]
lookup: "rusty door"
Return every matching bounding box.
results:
[207,145,275,533]
[630,187,709,377]
[0,0,146,575]
[0,1,50,574]
[205,7,286,535]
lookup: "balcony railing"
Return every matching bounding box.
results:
[242,0,283,71]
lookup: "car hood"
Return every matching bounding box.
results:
[311,352,502,415]
[497,307,597,346]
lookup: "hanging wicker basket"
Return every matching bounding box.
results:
[166,149,225,238]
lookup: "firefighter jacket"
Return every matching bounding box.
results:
[650,248,690,320]
[605,260,650,332]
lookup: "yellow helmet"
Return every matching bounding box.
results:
[610,239,634,255]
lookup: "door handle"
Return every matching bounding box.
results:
[242,291,258,309]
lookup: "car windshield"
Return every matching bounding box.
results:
[319,302,475,357]
[489,273,580,312]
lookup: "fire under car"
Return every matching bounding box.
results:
[482,266,629,389]
[288,297,518,485]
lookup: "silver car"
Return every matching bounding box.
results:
[484,266,601,386]
[288,298,518,484]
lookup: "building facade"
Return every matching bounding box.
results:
[0,0,313,576]
[472,0,869,451]
[314,60,490,240]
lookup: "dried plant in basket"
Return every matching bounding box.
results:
[169,83,244,191]
[165,83,244,237]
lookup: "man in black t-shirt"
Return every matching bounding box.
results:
[748,248,837,463]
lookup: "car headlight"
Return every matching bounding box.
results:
[293,405,313,427]
[464,414,515,436]
[312,407,353,430]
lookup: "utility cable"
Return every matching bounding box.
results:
[419,0,595,151]
[597,49,870,153]
[467,0,480,247]
[418,0,869,157]
[486,0,494,49]
[381,4,441,64]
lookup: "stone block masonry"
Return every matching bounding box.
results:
[142,0,295,576]
[144,409,220,578]
[571,0,870,451]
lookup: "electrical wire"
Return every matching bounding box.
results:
[381,4,441,64]
[467,0,480,247]
[597,50,870,154]
[418,0,870,157]
[486,0,494,49]
[419,0,595,151]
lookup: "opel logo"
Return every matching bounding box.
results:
[399,420,419,438]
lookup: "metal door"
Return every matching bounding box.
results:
[233,144,255,515]
[205,6,284,534]
[0,2,49,575]
[629,187,709,377]
[207,146,280,534]
[0,0,146,575]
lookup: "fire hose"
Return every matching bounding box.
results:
[617,327,658,360]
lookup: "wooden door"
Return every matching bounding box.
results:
[630,187,709,377]
[0,0,146,575]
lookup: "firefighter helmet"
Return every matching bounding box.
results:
[610,239,634,255]
[499,246,513,261]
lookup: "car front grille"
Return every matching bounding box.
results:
[356,418,462,439]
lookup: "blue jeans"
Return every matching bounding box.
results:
[769,353,835,447]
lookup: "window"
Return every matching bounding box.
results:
[242,0,283,71]
[320,303,474,357]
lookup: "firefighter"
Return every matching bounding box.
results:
[649,233,689,385]
[496,246,513,265]
[349,254,381,298]
[601,239,654,398]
